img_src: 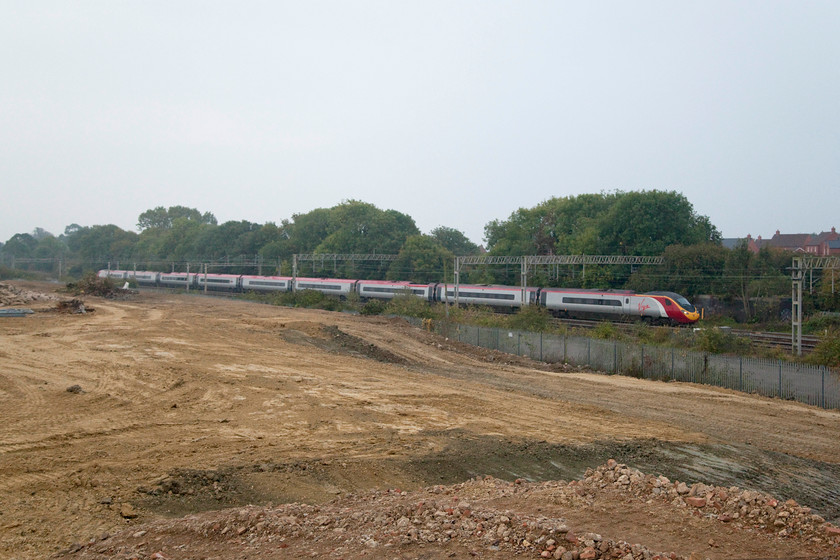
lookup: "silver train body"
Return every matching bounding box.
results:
[97,270,700,324]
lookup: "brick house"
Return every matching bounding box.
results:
[806,227,840,255]
[738,228,839,255]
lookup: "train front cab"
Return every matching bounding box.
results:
[643,291,700,324]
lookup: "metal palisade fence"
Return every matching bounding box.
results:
[405,318,840,410]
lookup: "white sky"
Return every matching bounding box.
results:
[1,1,838,246]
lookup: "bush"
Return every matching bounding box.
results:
[693,327,751,354]
[0,266,40,281]
[634,323,674,345]
[385,295,439,319]
[507,305,551,332]
[803,314,840,335]
[360,299,387,315]
[807,328,840,368]
[296,290,345,311]
[592,322,621,340]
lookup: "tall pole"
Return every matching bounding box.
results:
[292,254,298,293]
[454,257,460,307]
[521,257,528,306]
[792,256,803,356]
[443,259,449,320]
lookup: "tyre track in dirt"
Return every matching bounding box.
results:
[2,286,840,559]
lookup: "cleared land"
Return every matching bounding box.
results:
[1,282,839,559]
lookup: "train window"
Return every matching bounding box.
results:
[445,291,515,300]
[562,297,621,306]
[664,300,672,306]
[625,298,629,304]
[298,283,342,290]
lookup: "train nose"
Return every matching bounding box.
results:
[684,310,700,322]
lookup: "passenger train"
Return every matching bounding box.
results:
[98,270,701,325]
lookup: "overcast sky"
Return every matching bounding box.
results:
[1,1,838,246]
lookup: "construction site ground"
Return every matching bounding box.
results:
[1,282,839,559]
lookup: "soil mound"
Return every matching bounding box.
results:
[57,461,840,560]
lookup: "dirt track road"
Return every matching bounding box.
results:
[1,285,840,559]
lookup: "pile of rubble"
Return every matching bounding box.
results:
[0,282,60,306]
[67,489,690,560]
[58,461,840,560]
[55,298,90,314]
[64,274,133,299]
[576,459,840,545]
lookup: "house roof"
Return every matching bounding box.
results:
[809,228,839,245]
[766,232,811,249]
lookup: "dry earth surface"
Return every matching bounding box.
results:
[1,281,839,560]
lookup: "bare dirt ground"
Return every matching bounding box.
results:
[1,281,840,560]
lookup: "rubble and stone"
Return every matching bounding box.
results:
[0,282,60,306]
[59,461,840,560]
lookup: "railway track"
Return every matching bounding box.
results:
[553,318,820,352]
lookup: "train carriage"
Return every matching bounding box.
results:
[241,275,292,292]
[158,272,197,289]
[435,284,539,309]
[541,288,633,318]
[293,277,357,298]
[542,287,699,324]
[130,271,160,286]
[195,273,240,292]
[639,291,699,324]
[356,280,432,301]
[97,270,129,280]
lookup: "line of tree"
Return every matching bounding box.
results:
[0,201,480,282]
[2,192,836,318]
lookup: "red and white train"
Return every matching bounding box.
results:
[98,270,700,325]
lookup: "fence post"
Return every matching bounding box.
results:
[739,357,743,392]
[671,348,674,379]
[821,366,826,409]
[614,341,618,374]
[641,345,645,378]
[518,332,521,356]
[540,332,543,362]
[477,327,480,347]
[587,337,591,366]
[778,360,782,399]
[563,334,567,363]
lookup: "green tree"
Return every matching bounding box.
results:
[484,191,719,257]
[31,227,54,240]
[387,235,453,283]
[64,225,138,262]
[627,243,729,298]
[315,201,420,255]
[284,208,338,254]
[2,233,38,258]
[137,206,217,231]
[154,218,208,261]
[429,226,480,256]
[597,190,720,255]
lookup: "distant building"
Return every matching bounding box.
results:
[729,227,838,255]
[807,227,840,255]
